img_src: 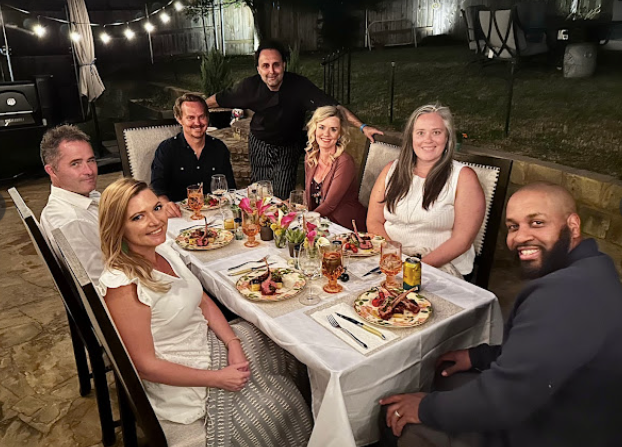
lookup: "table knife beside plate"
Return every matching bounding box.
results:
[227,263,276,276]
[336,313,386,340]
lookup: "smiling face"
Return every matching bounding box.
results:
[412,112,448,165]
[45,140,98,196]
[178,100,209,142]
[315,116,341,153]
[505,189,581,279]
[257,49,285,91]
[123,189,168,253]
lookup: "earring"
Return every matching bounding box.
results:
[121,240,129,254]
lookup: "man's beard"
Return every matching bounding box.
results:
[516,225,572,280]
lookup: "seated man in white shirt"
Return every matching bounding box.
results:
[39,125,104,285]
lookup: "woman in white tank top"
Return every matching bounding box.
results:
[367,104,485,276]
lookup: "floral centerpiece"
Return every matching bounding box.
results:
[238,197,272,247]
[268,209,298,248]
[285,227,306,257]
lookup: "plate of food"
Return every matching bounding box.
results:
[333,232,385,257]
[181,194,229,211]
[175,226,234,251]
[236,265,306,302]
[353,287,432,327]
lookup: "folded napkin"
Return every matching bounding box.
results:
[309,302,398,355]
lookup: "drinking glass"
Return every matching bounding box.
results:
[298,245,321,306]
[247,183,259,207]
[211,174,228,225]
[257,180,274,203]
[320,241,344,293]
[289,190,307,224]
[241,210,260,248]
[187,183,204,220]
[380,241,403,290]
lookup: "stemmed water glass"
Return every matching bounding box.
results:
[380,241,403,290]
[320,241,344,294]
[289,190,307,224]
[257,180,274,203]
[298,245,321,306]
[241,209,260,248]
[187,183,204,220]
[211,174,228,226]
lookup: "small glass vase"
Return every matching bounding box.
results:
[273,229,287,248]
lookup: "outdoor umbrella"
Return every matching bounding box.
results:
[67,0,105,101]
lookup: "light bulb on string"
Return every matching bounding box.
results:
[124,27,135,40]
[144,22,155,33]
[174,1,184,12]
[33,24,46,38]
[70,31,82,42]
[100,31,111,44]
[159,12,170,24]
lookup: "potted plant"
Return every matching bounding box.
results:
[285,227,306,258]
[268,209,297,248]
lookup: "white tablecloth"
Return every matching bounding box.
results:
[166,213,503,446]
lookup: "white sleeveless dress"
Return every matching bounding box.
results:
[384,160,475,275]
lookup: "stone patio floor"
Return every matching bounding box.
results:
[0,171,523,447]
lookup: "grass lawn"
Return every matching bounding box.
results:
[116,42,622,179]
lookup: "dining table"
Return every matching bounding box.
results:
[166,201,504,447]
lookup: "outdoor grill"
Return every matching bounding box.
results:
[0,81,41,129]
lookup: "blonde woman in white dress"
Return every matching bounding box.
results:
[367,104,485,277]
[97,178,312,446]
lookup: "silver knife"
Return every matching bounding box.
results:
[336,313,386,340]
[363,266,382,277]
[227,262,276,276]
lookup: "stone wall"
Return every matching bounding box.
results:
[465,146,622,276]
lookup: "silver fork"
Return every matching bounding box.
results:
[227,255,270,271]
[327,315,368,349]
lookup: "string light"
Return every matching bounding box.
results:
[100,31,111,44]
[160,12,171,24]
[174,1,184,12]
[144,22,155,33]
[33,22,47,38]
[124,27,135,40]
[70,31,82,42]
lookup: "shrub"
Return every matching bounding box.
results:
[200,48,233,96]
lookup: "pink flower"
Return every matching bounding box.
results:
[257,198,272,217]
[306,230,317,243]
[239,197,253,214]
[306,222,317,232]
[280,212,297,229]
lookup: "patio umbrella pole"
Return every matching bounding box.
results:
[0,4,15,82]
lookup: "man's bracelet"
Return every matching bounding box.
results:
[224,337,241,349]
[359,124,368,133]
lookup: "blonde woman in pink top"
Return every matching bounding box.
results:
[304,106,367,231]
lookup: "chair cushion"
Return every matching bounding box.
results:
[460,162,500,256]
[123,124,181,184]
[480,10,516,59]
[160,418,206,447]
[358,141,401,207]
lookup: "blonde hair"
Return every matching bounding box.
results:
[99,178,170,293]
[305,106,350,168]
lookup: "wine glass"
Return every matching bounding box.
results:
[211,174,228,225]
[320,241,344,294]
[298,245,321,306]
[241,209,260,248]
[289,190,307,224]
[380,241,403,290]
[186,183,204,221]
[257,180,274,203]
